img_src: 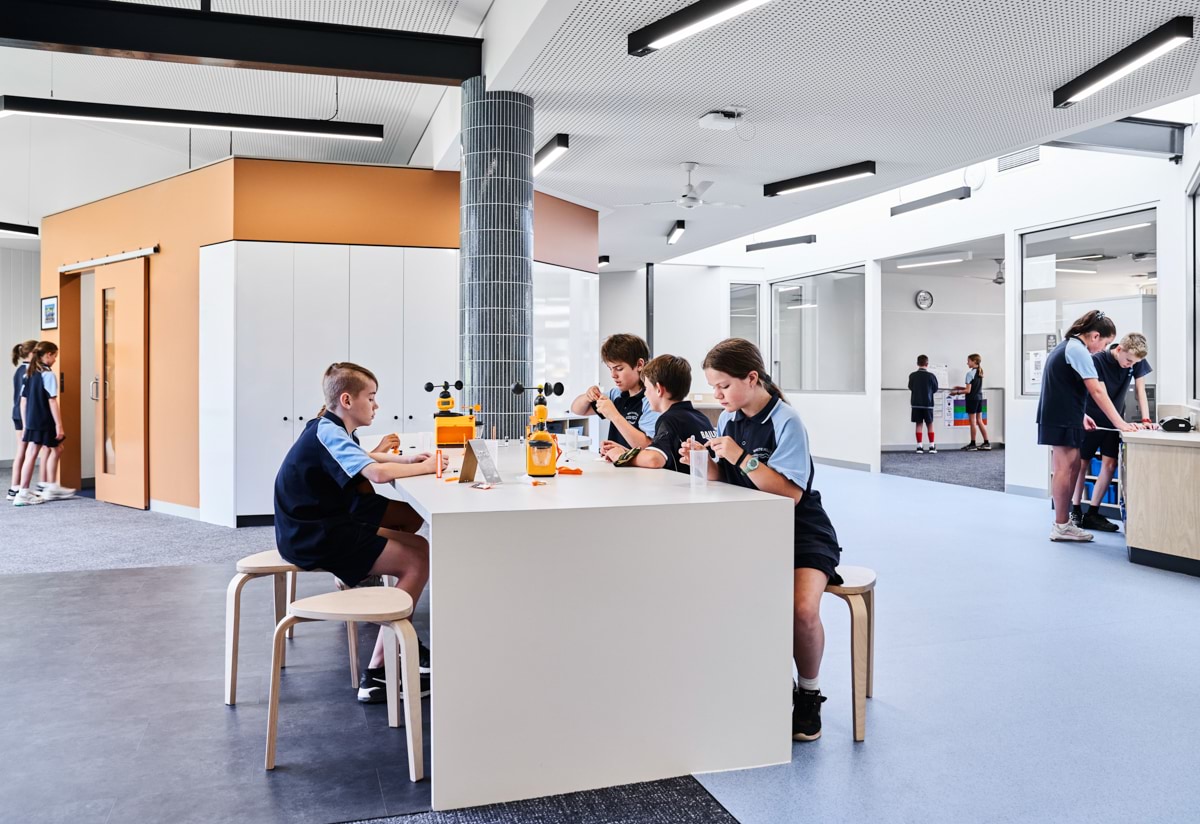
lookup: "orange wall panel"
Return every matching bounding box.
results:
[533,191,599,274]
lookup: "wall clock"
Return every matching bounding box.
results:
[914,290,934,310]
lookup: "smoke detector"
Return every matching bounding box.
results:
[698,109,743,130]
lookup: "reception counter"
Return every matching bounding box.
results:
[1122,429,1200,577]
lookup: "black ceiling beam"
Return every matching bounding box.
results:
[0,0,482,86]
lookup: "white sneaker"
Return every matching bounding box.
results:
[41,484,77,500]
[1050,521,1094,542]
[915,446,924,454]
[12,490,45,506]
[928,445,938,454]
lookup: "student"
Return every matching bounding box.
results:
[570,333,659,452]
[14,342,75,505]
[600,354,716,471]
[8,339,38,501]
[1037,311,1135,542]
[1070,332,1153,532]
[274,362,448,702]
[680,338,842,742]
[950,354,990,450]
[907,355,939,454]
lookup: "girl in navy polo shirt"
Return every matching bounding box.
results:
[9,339,38,501]
[14,341,75,505]
[1037,311,1135,542]
[680,338,842,743]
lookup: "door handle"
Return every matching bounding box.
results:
[90,378,100,401]
[104,380,109,399]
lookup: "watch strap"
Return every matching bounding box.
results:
[734,449,749,469]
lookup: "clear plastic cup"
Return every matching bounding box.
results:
[690,447,709,487]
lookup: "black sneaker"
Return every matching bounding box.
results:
[792,688,826,741]
[5,488,16,501]
[418,639,431,675]
[980,441,992,451]
[356,665,431,703]
[1080,509,1120,532]
[1070,506,1084,526]
[961,443,978,451]
[914,446,924,454]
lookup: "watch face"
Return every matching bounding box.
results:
[915,290,934,310]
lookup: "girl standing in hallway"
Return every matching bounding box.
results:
[8,339,38,501]
[950,354,990,450]
[1037,311,1135,542]
[13,342,75,506]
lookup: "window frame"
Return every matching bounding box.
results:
[769,263,867,395]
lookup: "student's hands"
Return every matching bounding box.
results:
[594,395,617,420]
[418,452,450,474]
[1116,420,1138,434]
[585,386,604,403]
[373,433,400,454]
[55,428,65,441]
[678,437,700,465]
[399,452,432,464]
[1083,414,1097,431]
[704,436,744,466]
[600,440,623,462]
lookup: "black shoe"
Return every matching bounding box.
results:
[961,443,978,451]
[1070,506,1084,526]
[418,639,431,675]
[356,665,431,703]
[980,441,992,450]
[1080,509,1120,532]
[792,688,826,741]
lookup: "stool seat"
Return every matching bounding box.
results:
[290,587,414,623]
[826,565,876,596]
[236,549,300,575]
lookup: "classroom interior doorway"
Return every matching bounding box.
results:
[879,235,1006,491]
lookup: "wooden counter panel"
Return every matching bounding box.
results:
[1124,442,1200,561]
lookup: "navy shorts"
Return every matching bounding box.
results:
[911,408,934,425]
[1038,424,1085,449]
[23,429,63,447]
[11,417,20,432]
[965,397,982,415]
[1080,430,1120,461]
[310,494,393,588]
[796,551,843,586]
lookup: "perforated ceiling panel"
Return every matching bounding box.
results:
[512,0,1200,268]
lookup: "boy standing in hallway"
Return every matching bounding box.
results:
[908,355,939,454]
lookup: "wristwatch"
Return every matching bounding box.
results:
[740,455,760,475]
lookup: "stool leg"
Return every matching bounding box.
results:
[863,588,875,699]
[392,619,425,782]
[224,572,253,706]
[846,594,869,742]
[285,571,297,640]
[273,573,288,668]
[265,614,301,770]
[346,622,360,687]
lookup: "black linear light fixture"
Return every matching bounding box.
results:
[890,186,971,217]
[598,255,610,268]
[533,133,570,176]
[628,0,774,56]
[746,234,815,252]
[0,221,39,238]
[1054,16,1193,108]
[666,219,686,245]
[0,95,384,141]
[764,160,876,197]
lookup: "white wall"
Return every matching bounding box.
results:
[659,146,1187,492]
[1,248,39,463]
[599,269,646,345]
[533,261,600,415]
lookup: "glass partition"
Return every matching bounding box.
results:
[729,283,760,348]
[771,266,866,393]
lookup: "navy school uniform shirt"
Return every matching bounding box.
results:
[274,410,377,569]
[644,400,717,474]
[716,394,841,563]
[20,368,57,432]
[593,386,659,450]
[963,367,982,402]
[12,362,28,424]
[1036,337,1098,429]
[1085,344,1152,427]
[907,368,939,409]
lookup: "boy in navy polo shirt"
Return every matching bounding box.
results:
[570,333,659,452]
[601,354,716,472]
[1070,332,1153,532]
[907,355,939,454]
[274,362,448,702]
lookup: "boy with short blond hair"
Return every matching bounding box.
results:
[570,333,659,451]
[601,354,716,472]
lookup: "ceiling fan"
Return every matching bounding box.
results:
[615,162,743,209]
[964,258,1006,285]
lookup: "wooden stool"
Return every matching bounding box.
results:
[225,550,359,706]
[825,565,876,742]
[265,587,424,782]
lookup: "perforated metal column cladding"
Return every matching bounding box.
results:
[459,76,534,439]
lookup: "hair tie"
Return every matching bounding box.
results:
[1096,311,1105,319]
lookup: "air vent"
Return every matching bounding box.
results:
[996,147,1040,173]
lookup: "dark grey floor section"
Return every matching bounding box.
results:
[881,444,1004,491]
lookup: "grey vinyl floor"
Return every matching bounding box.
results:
[2,466,1199,823]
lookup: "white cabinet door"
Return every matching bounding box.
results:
[293,244,350,435]
[350,245,405,443]
[403,248,459,428]
[235,242,294,517]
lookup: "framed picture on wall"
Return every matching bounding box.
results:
[40,296,58,330]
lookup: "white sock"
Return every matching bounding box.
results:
[798,675,819,692]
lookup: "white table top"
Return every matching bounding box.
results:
[1123,429,1200,449]
[383,443,786,519]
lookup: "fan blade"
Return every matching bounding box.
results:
[702,201,744,208]
[693,180,714,197]
[613,200,677,207]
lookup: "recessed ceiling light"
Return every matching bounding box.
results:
[776,285,801,292]
[1056,254,1104,262]
[666,219,686,245]
[1054,17,1193,108]
[533,133,569,176]
[786,303,818,310]
[764,161,876,197]
[0,95,383,141]
[895,251,971,269]
[0,221,38,238]
[628,0,774,57]
[598,255,610,268]
[1069,222,1152,240]
[1056,267,1097,274]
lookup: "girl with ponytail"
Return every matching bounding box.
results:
[8,339,38,501]
[1037,310,1135,542]
[679,337,843,742]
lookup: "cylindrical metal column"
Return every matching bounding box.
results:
[459,76,534,439]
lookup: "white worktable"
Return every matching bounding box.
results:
[379,444,794,810]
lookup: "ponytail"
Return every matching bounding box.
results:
[703,338,789,404]
[11,344,20,366]
[969,354,983,380]
[12,339,37,366]
[315,404,327,420]
[1065,310,1116,341]
[28,341,57,375]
